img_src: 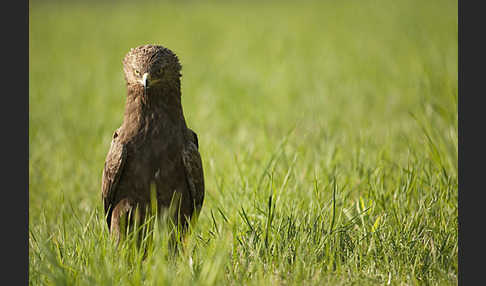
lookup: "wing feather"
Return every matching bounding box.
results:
[101,128,127,229]
[182,128,205,215]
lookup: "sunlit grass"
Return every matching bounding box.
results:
[29,0,457,284]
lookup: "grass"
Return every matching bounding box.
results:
[29,0,458,285]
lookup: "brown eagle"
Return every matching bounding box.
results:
[101,44,204,241]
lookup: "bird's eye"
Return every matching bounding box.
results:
[134,70,141,76]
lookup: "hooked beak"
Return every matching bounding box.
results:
[142,73,149,95]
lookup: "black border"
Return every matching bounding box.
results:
[5,0,28,284]
[458,0,482,285]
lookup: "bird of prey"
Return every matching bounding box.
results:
[101,44,204,242]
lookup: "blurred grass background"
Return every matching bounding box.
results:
[29,0,457,285]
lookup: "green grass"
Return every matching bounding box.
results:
[29,0,458,285]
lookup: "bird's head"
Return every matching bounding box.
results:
[122,44,182,95]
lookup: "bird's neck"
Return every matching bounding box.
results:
[121,85,187,138]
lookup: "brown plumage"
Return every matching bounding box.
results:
[101,44,204,241]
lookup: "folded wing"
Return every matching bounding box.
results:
[182,128,205,215]
[101,128,127,229]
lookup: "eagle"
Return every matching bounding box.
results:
[101,44,204,242]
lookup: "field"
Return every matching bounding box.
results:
[29,0,458,285]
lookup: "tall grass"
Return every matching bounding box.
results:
[29,0,457,284]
